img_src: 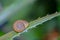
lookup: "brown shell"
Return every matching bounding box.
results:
[13,20,29,32]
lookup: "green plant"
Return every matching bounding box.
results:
[0,12,60,40]
[0,0,60,40]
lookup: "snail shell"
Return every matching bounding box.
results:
[13,20,29,32]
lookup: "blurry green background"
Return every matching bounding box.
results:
[0,0,60,40]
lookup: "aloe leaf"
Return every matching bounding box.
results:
[0,12,60,40]
[0,31,17,40]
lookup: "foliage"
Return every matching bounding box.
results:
[0,0,60,40]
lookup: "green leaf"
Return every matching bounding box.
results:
[0,12,60,40]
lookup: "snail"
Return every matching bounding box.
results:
[13,20,29,32]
